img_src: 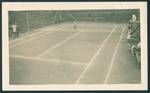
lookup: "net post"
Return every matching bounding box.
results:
[26,12,30,32]
[52,11,58,24]
[59,11,62,22]
[94,11,97,23]
[48,11,52,24]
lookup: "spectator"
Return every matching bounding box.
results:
[126,14,140,48]
[131,42,141,56]
[131,42,141,69]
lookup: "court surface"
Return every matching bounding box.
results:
[9,22,141,84]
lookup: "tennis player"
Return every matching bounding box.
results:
[73,21,77,30]
[11,22,19,38]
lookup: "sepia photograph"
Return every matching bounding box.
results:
[2,2,147,90]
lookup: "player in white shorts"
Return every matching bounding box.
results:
[11,22,19,38]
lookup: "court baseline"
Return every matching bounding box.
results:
[10,55,87,66]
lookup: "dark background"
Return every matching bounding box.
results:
[8,10,140,34]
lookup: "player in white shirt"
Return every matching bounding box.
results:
[11,22,19,38]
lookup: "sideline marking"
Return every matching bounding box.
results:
[104,25,126,84]
[75,25,117,84]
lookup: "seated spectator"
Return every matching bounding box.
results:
[131,42,141,56]
[126,30,139,49]
[131,42,141,69]
[126,14,140,49]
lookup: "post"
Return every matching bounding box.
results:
[26,12,30,32]
[59,11,62,22]
[52,11,57,24]
[94,11,97,23]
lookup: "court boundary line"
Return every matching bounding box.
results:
[36,31,82,58]
[10,25,65,48]
[10,55,87,66]
[75,25,118,84]
[104,25,126,84]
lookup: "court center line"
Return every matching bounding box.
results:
[10,25,65,48]
[10,55,87,66]
[104,25,126,84]
[9,24,63,44]
[36,31,82,58]
[75,25,118,84]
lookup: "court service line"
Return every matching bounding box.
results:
[9,24,63,44]
[36,31,82,58]
[10,55,87,66]
[10,25,65,48]
[104,25,126,84]
[75,25,118,84]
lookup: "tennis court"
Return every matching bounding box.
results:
[9,22,141,84]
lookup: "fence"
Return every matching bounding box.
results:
[9,9,140,34]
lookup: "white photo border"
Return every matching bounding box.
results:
[2,2,148,91]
